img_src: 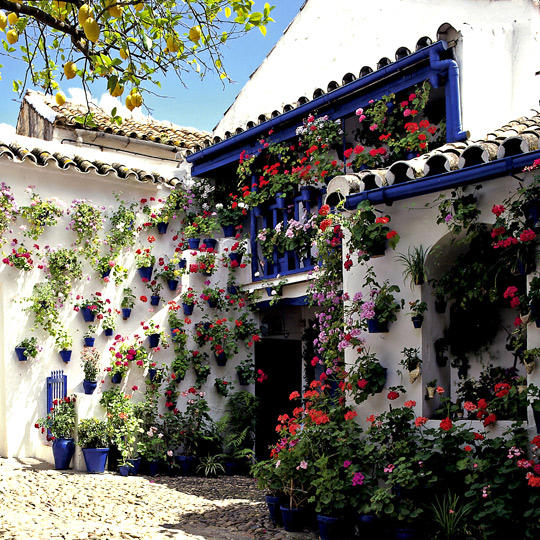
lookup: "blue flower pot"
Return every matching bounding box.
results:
[317,514,346,540]
[300,186,313,202]
[59,350,72,363]
[187,238,200,250]
[275,193,286,209]
[237,372,251,386]
[202,238,217,250]
[265,495,283,525]
[215,352,228,366]
[148,333,160,348]
[222,225,235,237]
[111,373,122,384]
[178,258,187,269]
[118,464,131,477]
[83,380,97,395]
[148,368,157,382]
[229,253,242,264]
[101,268,111,279]
[157,222,168,234]
[208,299,218,308]
[52,437,75,470]
[227,285,239,295]
[150,295,160,306]
[411,315,423,329]
[138,266,153,281]
[81,307,95,322]
[82,447,109,474]
[121,308,131,320]
[367,319,389,333]
[280,506,306,533]
[104,328,114,336]
[167,279,179,291]
[127,458,141,475]
[177,455,196,476]
[394,527,417,540]
[84,337,95,347]
[15,347,28,361]
[356,513,377,536]
[147,460,160,477]
[182,303,194,316]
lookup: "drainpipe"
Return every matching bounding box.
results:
[344,149,540,209]
[429,49,468,142]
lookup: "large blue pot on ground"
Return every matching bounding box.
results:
[118,458,141,477]
[280,506,306,532]
[265,495,283,526]
[177,455,196,476]
[394,527,417,539]
[356,513,378,537]
[83,380,97,395]
[317,514,349,540]
[82,447,109,473]
[147,460,160,477]
[52,437,75,470]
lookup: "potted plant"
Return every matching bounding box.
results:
[192,352,211,388]
[155,256,182,290]
[199,317,239,364]
[75,292,107,323]
[190,249,217,276]
[35,395,77,470]
[55,330,73,363]
[140,320,167,349]
[2,244,35,271]
[146,280,163,306]
[522,348,540,374]
[200,284,225,309]
[20,188,64,240]
[434,338,449,367]
[235,357,255,385]
[102,308,117,336]
[121,287,136,319]
[214,377,234,397]
[81,346,101,395]
[407,300,428,329]
[135,246,155,281]
[15,336,40,361]
[349,350,387,403]
[77,417,110,474]
[397,245,428,288]
[179,287,198,315]
[83,325,97,347]
[215,196,246,237]
[400,347,422,384]
[226,236,250,267]
[426,379,438,399]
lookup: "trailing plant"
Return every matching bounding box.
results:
[20,188,64,240]
[2,244,35,271]
[16,336,40,359]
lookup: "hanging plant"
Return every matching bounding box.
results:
[106,195,138,251]
[67,199,104,258]
[2,243,35,271]
[0,183,18,244]
[20,188,64,240]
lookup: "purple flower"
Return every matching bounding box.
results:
[352,472,364,486]
[343,460,352,468]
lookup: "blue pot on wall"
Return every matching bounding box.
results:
[121,308,131,320]
[182,303,194,316]
[137,266,153,281]
[148,334,160,348]
[157,222,168,234]
[104,328,114,336]
[59,350,72,363]
[150,295,160,306]
[203,238,217,250]
[187,238,200,250]
[15,347,28,361]
[81,307,95,322]
[101,268,111,279]
[229,253,242,264]
[84,337,95,347]
[83,380,98,395]
[111,373,122,384]
[222,225,236,237]
[167,279,179,291]
[178,258,187,269]
[52,437,75,470]
[367,318,389,333]
[215,352,228,366]
[275,193,286,209]
[82,447,109,474]
[227,285,239,295]
[148,368,158,382]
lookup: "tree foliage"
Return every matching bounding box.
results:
[0,0,274,112]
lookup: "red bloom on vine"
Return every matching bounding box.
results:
[491,205,505,217]
[415,416,428,427]
[387,390,399,400]
[439,417,453,431]
[386,230,398,240]
[344,410,358,421]
[519,229,536,242]
[319,204,330,217]
[375,216,389,224]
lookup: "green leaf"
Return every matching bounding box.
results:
[13,80,19,92]
[259,25,266,36]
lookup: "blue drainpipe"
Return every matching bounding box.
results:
[429,49,468,142]
[344,150,540,209]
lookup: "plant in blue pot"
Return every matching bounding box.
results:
[15,336,40,361]
[35,395,77,470]
[146,279,163,306]
[55,330,73,363]
[80,346,101,395]
[155,256,182,291]
[77,418,110,474]
[141,319,168,350]
[121,287,136,320]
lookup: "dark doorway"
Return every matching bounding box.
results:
[255,338,302,460]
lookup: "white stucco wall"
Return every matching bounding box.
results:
[214,0,540,141]
[0,154,253,467]
[342,172,540,436]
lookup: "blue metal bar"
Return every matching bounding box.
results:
[344,150,540,209]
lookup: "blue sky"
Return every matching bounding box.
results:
[0,1,305,133]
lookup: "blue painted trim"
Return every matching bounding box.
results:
[255,295,309,308]
[344,150,540,209]
[188,41,461,175]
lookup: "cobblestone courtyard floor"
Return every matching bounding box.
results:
[0,458,318,540]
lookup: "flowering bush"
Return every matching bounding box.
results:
[3,244,35,271]
[154,256,182,282]
[107,336,148,377]
[179,287,199,306]
[214,376,234,397]
[80,346,101,381]
[215,196,247,228]
[183,211,219,238]
[135,246,156,269]
[190,249,217,276]
[196,316,239,360]
[0,182,18,242]
[348,350,387,403]
[46,247,83,290]
[35,395,76,439]
[20,188,64,240]
[67,199,104,256]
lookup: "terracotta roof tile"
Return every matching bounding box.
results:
[26,90,212,150]
[0,141,178,188]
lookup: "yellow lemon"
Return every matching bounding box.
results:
[110,83,124,97]
[125,94,135,111]
[83,18,99,43]
[188,26,201,43]
[166,35,179,53]
[0,12,7,30]
[7,12,18,26]
[63,61,77,79]
[53,1,67,9]
[6,29,18,44]
[78,4,92,26]
[119,48,128,60]
[55,91,66,106]
[134,2,144,11]
[132,92,142,107]
[108,5,123,18]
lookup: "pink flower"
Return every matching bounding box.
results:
[343,460,352,468]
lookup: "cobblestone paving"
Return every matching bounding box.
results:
[0,458,318,540]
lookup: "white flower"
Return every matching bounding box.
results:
[167,450,173,457]
[215,203,223,209]
[254,272,260,277]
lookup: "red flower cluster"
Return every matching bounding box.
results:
[439,417,453,431]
